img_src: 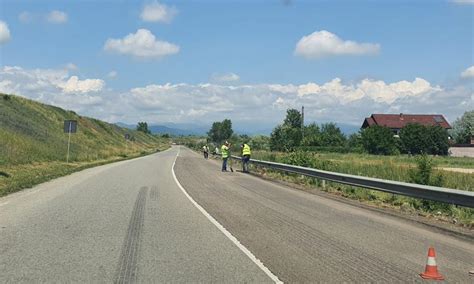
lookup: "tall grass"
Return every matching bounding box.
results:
[0,93,170,196]
[250,150,473,227]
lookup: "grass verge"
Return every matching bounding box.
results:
[0,148,168,197]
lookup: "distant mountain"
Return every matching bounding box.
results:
[115,122,135,129]
[115,122,207,136]
[337,124,361,135]
[115,122,360,137]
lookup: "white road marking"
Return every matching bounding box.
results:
[171,147,282,284]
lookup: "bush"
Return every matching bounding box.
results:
[450,110,473,144]
[400,124,449,155]
[409,154,443,186]
[320,123,346,147]
[427,126,449,155]
[361,125,398,155]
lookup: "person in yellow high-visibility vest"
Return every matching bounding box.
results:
[241,142,251,173]
[221,141,230,172]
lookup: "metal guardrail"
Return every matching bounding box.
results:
[230,155,474,208]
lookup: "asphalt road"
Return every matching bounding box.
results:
[0,147,272,283]
[1,146,472,283]
[174,147,474,283]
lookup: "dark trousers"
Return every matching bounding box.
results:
[222,157,228,171]
[204,151,208,159]
[242,155,250,172]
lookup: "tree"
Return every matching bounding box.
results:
[399,124,449,155]
[320,123,346,147]
[400,123,430,155]
[270,125,285,151]
[301,123,321,146]
[270,109,303,151]
[249,135,270,150]
[451,110,473,144]
[269,125,301,151]
[361,125,397,155]
[284,109,302,128]
[207,119,233,143]
[347,132,363,150]
[427,125,449,155]
[136,122,151,134]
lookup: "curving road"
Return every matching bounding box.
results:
[1,146,473,283]
[0,147,272,283]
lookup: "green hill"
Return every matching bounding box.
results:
[0,93,169,196]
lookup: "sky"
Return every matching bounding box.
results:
[0,0,473,133]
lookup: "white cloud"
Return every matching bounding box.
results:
[58,76,105,93]
[124,77,455,126]
[0,66,105,110]
[294,30,380,59]
[0,21,11,44]
[107,71,118,78]
[18,11,33,23]
[0,65,471,132]
[104,29,179,59]
[141,1,177,23]
[294,77,438,104]
[461,66,474,79]
[211,72,240,83]
[46,10,68,24]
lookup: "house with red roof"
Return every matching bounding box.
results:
[361,114,451,135]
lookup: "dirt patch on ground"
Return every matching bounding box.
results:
[438,167,474,174]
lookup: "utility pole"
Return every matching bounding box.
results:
[301,105,305,140]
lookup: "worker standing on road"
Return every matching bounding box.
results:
[241,142,251,173]
[221,141,230,172]
[202,145,209,159]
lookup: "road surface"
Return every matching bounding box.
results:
[1,146,473,282]
[0,147,271,283]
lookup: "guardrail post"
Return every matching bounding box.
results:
[322,180,326,190]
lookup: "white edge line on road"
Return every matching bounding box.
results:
[171,147,283,284]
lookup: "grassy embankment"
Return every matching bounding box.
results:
[0,94,169,196]
[247,150,473,227]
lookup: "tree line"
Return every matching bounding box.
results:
[268,108,473,156]
[202,109,472,156]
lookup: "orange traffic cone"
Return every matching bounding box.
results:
[420,247,445,280]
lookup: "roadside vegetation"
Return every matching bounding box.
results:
[0,93,170,196]
[187,109,473,228]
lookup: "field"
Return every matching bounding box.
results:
[0,94,169,196]
[252,151,473,191]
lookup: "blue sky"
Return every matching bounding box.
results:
[0,0,473,132]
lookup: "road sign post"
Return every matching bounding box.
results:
[64,120,77,163]
[125,133,131,153]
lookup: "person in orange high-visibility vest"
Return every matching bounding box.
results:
[241,142,251,173]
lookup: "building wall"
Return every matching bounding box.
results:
[449,147,474,158]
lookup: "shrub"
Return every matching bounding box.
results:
[361,125,398,155]
[400,124,449,155]
[450,110,473,144]
[409,154,443,187]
